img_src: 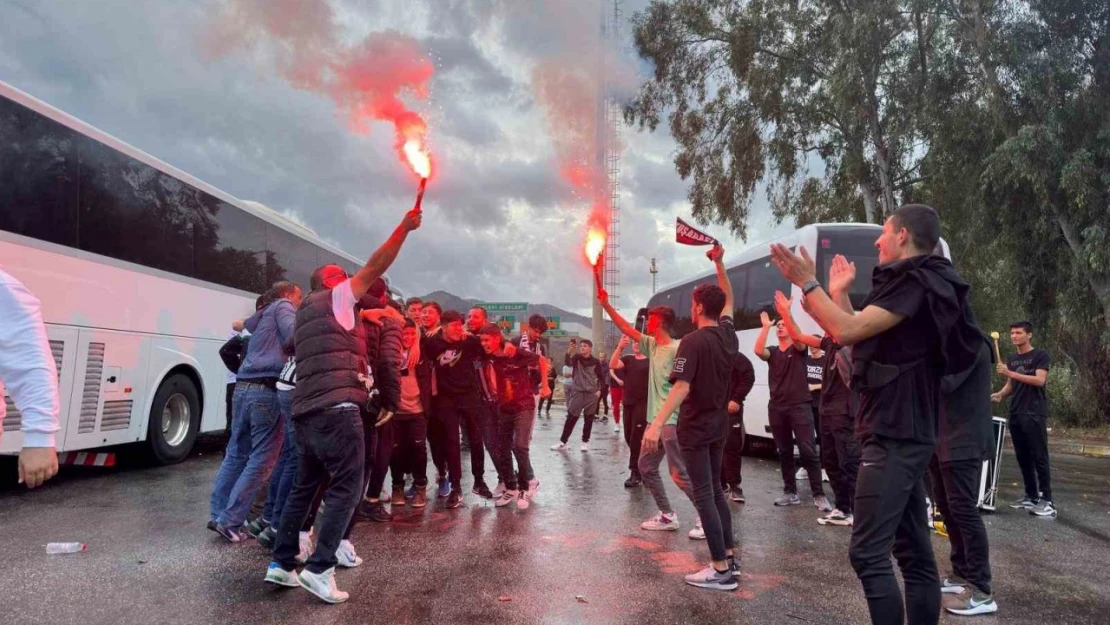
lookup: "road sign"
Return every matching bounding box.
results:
[480,302,528,314]
[545,330,569,338]
[520,316,560,332]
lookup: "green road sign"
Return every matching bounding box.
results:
[480,302,528,314]
[545,330,569,337]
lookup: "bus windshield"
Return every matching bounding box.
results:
[815,226,881,310]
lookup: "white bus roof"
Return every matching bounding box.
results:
[0,79,362,268]
[655,222,950,294]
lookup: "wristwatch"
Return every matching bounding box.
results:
[802,279,822,296]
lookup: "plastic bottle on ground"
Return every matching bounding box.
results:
[46,542,86,554]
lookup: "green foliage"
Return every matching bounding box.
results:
[629,0,1110,425]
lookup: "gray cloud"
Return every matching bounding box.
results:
[0,0,787,319]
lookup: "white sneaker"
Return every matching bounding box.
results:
[580,442,589,452]
[796,467,809,481]
[822,469,830,482]
[551,442,567,451]
[336,539,362,568]
[264,562,299,587]
[688,517,706,540]
[613,425,621,433]
[518,478,539,510]
[494,489,519,507]
[297,567,349,604]
[493,481,506,497]
[640,512,680,531]
[295,530,313,565]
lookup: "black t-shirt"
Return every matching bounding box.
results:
[819,336,852,416]
[855,275,940,443]
[423,334,484,396]
[489,350,541,414]
[806,351,824,404]
[620,355,650,406]
[671,316,740,447]
[1008,349,1050,416]
[767,346,812,407]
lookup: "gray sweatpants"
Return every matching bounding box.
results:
[638,424,695,515]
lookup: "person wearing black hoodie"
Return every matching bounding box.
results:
[352,284,404,523]
[931,331,998,615]
[771,204,981,625]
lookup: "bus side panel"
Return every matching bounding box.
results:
[144,337,228,438]
[0,234,256,339]
[60,329,151,452]
[0,326,78,455]
[736,328,773,442]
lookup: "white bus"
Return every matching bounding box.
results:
[644,224,950,447]
[0,80,391,464]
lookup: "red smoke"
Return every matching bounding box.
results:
[201,0,435,178]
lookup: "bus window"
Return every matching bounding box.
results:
[727,265,749,326]
[739,256,790,330]
[266,224,317,291]
[78,135,197,279]
[816,227,881,310]
[0,95,79,247]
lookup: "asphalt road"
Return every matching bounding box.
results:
[1,405,1108,625]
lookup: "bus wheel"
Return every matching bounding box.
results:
[146,374,201,465]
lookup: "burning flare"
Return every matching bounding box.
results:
[585,228,606,267]
[403,139,432,179]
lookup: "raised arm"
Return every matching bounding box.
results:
[770,244,905,346]
[827,254,857,314]
[708,244,733,318]
[349,209,422,300]
[774,291,822,350]
[753,311,773,361]
[597,289,643,343]
[609,335,629,372]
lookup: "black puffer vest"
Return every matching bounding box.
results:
[292,288,370,418]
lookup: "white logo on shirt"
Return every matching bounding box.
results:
[672,357,687,373]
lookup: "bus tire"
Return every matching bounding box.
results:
[146,374,201,465]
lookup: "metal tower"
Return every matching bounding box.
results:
[599,0,623,352]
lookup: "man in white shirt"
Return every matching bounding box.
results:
[0,269,61,488]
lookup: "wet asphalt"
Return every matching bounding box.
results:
[1,404,1109,625]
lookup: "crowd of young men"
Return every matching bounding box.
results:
[203,201,1054,620]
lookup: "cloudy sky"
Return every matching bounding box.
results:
[0,0,788,316]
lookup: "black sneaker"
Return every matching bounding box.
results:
[246,517,270,538]
[215,523,245,543]
[206,520,218,533]
[624,473,642,488]
[446,489,462,509]
[472,482,494,499]
[357,501,392,523]
[257,525,277,549]
[728,486,745,504]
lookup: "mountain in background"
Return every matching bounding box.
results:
[417,290,616,335]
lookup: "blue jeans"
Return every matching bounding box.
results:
[210,383,285,527]
[262,390,297,524]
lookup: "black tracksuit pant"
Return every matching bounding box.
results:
[820,412,860,514]
[1008,413,1052,502]
[623,400,647,473]
[849,435,940,625]
[721,413,745,489]
[928,456,993,594]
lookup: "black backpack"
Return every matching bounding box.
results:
[219,334,250,374]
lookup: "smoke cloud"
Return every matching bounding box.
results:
[199,0,434,166]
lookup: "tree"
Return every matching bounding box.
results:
[629,0,1110,423]
[626,0,950,238]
